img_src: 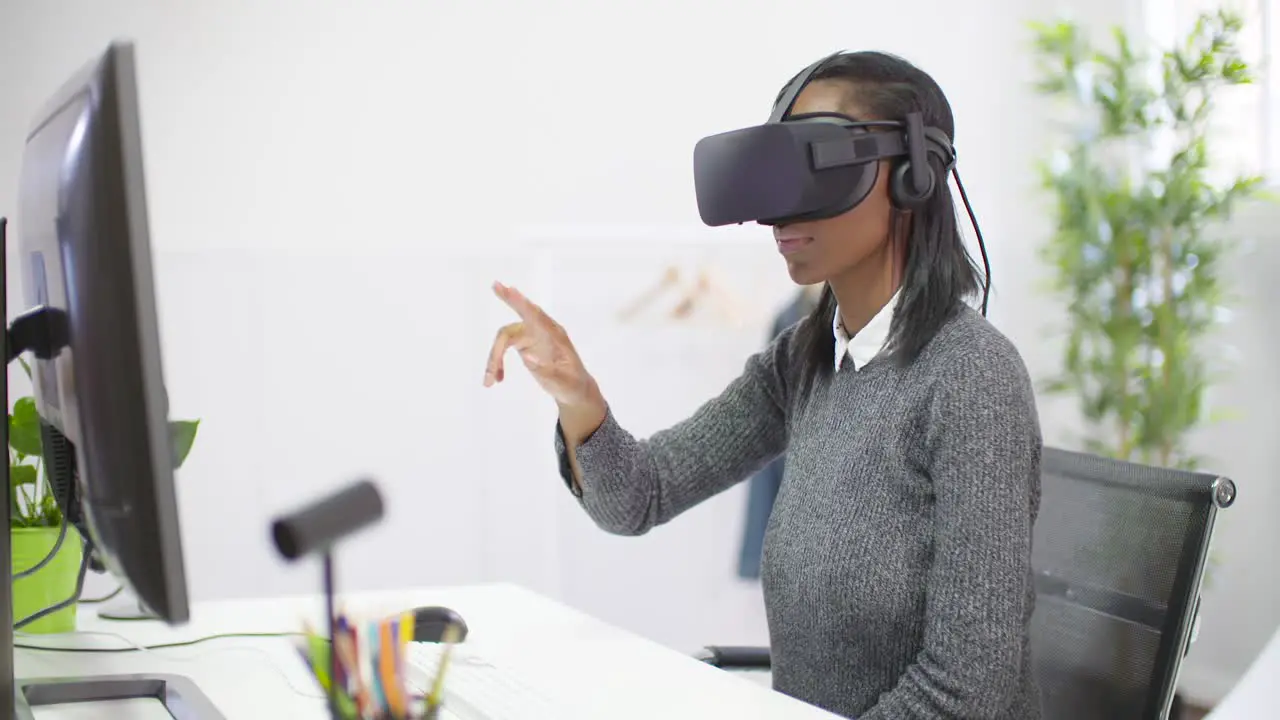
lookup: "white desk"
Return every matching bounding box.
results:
[16,583,839,719]
[1204,623,1280,720]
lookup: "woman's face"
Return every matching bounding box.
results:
[772,80,896,286]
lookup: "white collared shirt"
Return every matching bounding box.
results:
[833,291,900,371]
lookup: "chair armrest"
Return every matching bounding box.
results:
[695,645,772,669]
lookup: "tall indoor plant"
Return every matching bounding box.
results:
[1030,11,1267,712]
[9,361,200,634]
[1031,8,1265,469]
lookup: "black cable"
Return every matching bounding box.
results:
[14,631,305,653]
[78,585,123,604]
[951,169,991,316]
[14,536,89,629]
[13,518,69,580]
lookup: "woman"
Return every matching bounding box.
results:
[739,284,822,580]
[484,51,1042,720]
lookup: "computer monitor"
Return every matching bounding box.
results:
[1,41,224,719]
[17,38,187,628]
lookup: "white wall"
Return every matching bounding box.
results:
[2,0,1275,707]
[1177,199,1280,703]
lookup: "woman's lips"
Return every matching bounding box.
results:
[776,236,814,255]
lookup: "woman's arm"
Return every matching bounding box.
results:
[554,330,796,536]
[556,383,609,490]
[862,335,1042,720]
[484,281,797,537]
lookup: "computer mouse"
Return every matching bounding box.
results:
[411,605,469,643]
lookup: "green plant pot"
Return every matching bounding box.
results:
[11,526,81,634]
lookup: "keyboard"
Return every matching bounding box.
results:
[405,642,583,720]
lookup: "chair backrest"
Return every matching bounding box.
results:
[1030,447,1236,720]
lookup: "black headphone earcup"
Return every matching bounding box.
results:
[890,161,935,209]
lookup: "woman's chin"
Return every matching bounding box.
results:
[784,259,824,286]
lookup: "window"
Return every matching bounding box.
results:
[1145,0,1277,184]
[1266,2,1278,182]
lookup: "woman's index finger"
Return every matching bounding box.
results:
[493,282,553,327]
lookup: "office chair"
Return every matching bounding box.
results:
[699,446,1236,720]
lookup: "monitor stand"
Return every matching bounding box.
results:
[97,591,161,622]
[19,675,225,719]
[0,217,227,720]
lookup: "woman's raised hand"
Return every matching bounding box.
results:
[484,282,599,408]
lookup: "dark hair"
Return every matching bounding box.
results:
[783,52,985,392]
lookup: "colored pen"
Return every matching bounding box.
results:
[298,626,362,719]
[381,618,410,718]
[301,623,331,692]
[396,612,414,719]
[425,623,462,715]
[368,621,388,717]
[335,616,372,715]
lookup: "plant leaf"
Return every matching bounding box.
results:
[9,397,43,458]
[38,493,61,526]
[170,420,200,469]
[9,463,36,487]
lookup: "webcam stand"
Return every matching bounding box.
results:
[0,218,225,720]
[270,479,385,720]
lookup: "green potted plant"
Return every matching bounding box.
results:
[9,363,200,634]
[1030,8,1270,714]
[1031,7,1266,470]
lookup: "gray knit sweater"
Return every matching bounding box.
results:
[555,306,1043,719]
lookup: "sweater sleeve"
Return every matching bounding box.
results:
[862,334,1042,720]
[552,326,798,536]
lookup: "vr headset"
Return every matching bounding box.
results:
[692,51,990,312]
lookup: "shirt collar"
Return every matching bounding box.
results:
[833,291,899,371]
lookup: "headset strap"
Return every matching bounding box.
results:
[925,127,958,170]
[769,51,845,123]
[904,112,930,195]
[811,132,907,170]
[775,55,959,176]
